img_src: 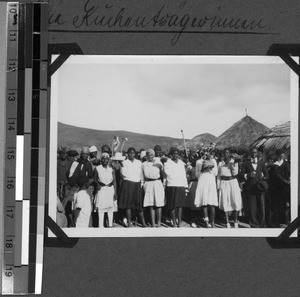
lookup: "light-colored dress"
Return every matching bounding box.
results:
[94,165,117,212]
[194,159,218,207]
[73,190,92,228]
[217,159,242,212]
[142,160,165,207]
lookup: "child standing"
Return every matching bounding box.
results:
[94,153,118,228]
[73,176,92,228]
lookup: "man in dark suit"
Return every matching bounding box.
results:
[241,148,269,228]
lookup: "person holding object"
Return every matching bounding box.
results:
[73,176,92,228]
[241,148,269,228]
[94,153,118,228]
[142,149,165,227]
[164,147,188,228]
[194,157,218,228]
[217,149,242,228]
[118,147,146,227]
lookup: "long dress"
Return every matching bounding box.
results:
[194,159,218,207]
[217,159,242,212]
[94,165,117,212]
[142,160,165,207]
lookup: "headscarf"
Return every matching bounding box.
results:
[101,152,110,159]
[146,148,155,156]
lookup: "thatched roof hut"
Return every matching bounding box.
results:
[251,121,290,151]
[216,115,269,150]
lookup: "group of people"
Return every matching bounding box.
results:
[56,142,290,229]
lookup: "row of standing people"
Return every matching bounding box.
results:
[56,144,290,228]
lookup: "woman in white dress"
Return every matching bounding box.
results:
[94,153,117,228]
[194,157,218,228]
[217,149,242,228]
[142,149,165,227]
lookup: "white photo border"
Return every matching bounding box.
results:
[48,55,298,238]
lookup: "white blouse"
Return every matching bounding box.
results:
[95,165,114,185]
[121,159,143,183]
[164,159,188,187]
[142,161,162,179]
[195,158,218,179]
[218,159,239,177]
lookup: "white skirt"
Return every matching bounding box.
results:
[95,186,117,212]
[143,180,165,207]
[194,172,218,207]
[218,179,242,211]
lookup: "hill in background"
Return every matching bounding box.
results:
[58,122,185,152]
[216,115,269,150]
[58,115,271,154]
[179,133,217,150]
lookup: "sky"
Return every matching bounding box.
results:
[52,56,292,139]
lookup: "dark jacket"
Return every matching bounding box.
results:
[241,159,269,194]
[66,158,94,188]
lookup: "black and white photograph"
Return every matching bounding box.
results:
[49,56,298,237]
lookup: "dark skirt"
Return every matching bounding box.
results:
[165,186,186,210]
[118,180,143,211]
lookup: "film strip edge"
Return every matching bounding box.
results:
[1,2,48,295]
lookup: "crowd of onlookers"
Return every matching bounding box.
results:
[56,142,291,229]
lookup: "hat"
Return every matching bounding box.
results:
[154,145,162,151]
[101,152,110,159]
[89,146,98,153]
[81,147,90,154]
[257,180,269,191]
[146,149,155,156]
[170,147,180,154]
[68,150,79,157]
[202,160,215,170]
